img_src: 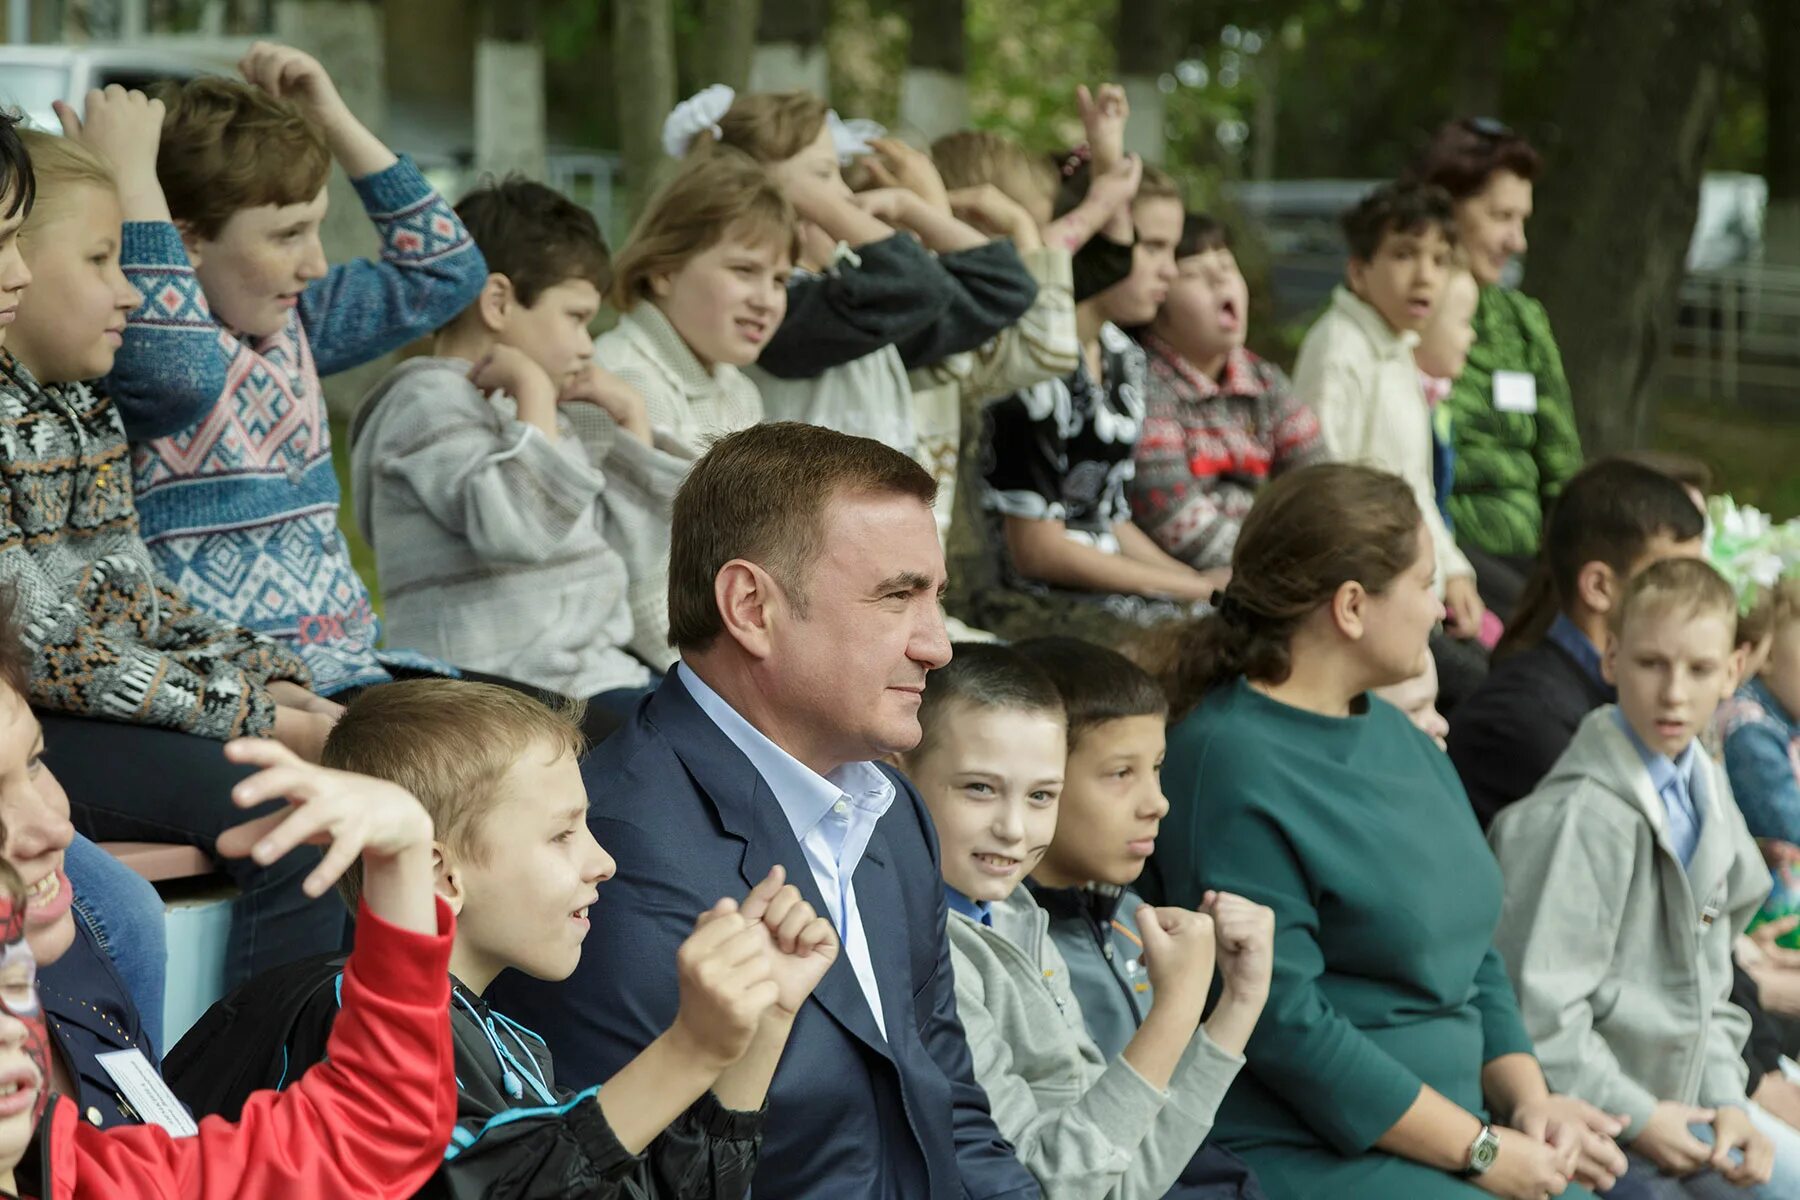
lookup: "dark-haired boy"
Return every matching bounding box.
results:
[350,178,689,728]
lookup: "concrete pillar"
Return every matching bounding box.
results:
[898,68,968,141]
[475,37,546,181]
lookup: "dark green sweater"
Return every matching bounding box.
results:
[1445,286,1584,558]
[1154,678,1545,1199]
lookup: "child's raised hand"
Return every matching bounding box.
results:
[53,87,169,221]
[1135,904,1216,1012]
[738,866,839,1019]
[1077,83,1131,170]
[238,41,347,122]
[1200,889,1274,1005]
[669,900,781,1070]
[1084,153,1144,223]
[947,185,1040,250]
[216,738,434,900]
[848,186,917,230]
[864,138,951,215]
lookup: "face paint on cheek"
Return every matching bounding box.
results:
[0,895,50,1125]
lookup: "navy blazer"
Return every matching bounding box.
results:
[490,670,1039,1199]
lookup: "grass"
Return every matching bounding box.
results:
[1651,396,1800,520]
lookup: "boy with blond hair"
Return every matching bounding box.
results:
[1490,558,1800,1195]
[168,680,837,1199]
[105,41,487,705]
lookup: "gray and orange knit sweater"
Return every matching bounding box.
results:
[0,354,308,740]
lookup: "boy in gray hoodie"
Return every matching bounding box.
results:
[1491,558,1794,1197]
[896,641,1269,1200]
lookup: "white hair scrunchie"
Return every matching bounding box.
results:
[829,112,887,164]
[662,84,736,158]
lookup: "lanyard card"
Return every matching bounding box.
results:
[96,1048,199,1138]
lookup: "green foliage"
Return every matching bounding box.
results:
[964,0,1116,150]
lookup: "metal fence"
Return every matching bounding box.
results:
[1667,262,1800,412]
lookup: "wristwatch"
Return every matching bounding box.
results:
[1460,1124,1501,1177]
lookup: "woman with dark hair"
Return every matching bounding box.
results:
[1410,119,1583,619]
[1145,463,1624,1200]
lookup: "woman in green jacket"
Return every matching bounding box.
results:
[1410,119,1584,617]
[1145,463,1622,1200]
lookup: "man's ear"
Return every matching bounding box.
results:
[1576,561,1620,618]
[476,273,515,333]
[713,559,784,661]
[174,220,204,270]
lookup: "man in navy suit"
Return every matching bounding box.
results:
[491,422,1039,1198]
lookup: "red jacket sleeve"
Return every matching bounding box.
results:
[64,898,456,1200]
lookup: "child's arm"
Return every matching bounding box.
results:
[910,241,1080,405]
[1114,520,1231,596]
[1003,516,1217,602]
[242,42,486,377]
[1724,717,1800,845]
[67,744,453,1200]
[753,234,956,380]
[1078,84,1135,246]
[1044,155,1142,256]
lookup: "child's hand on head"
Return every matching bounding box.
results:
[849,187,920,231]
[670,899,782,1070]
[948,185,1040,249]
[238,41,348,122]
[738,866,839,1020]
[1135,904,1216,1011]
[863,138,951,215]
[1076,83,1130,169]
[53,86,168,219]
[1200,890,1274,1004]
[216,738,434,899]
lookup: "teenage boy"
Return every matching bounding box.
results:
[897,642,1267,1200]
[350,179,686,737]
[1292,181,1484,644]
[105,41,487,704]
[167,679,837,1199]
[1014,636,1273,1198]
[1130,214,1325,575]
[1489,558,1798,1197]
[1450,459,1707,828]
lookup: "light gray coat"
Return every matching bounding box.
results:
[350,357,687,697]
[1488,707,1769,1137]
[948,888,1243,1200]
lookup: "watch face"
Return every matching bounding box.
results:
[1471,1130,1500,1172]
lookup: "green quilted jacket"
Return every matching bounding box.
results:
[1445,285,1584,557]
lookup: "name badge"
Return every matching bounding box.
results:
[97,1049,198,1138]
[1493,370,1539,414]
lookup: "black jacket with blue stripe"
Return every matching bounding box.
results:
[163,953,763,1199]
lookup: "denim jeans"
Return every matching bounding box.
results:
[1620,1106,1800,1198]
[63,832,168,1054]
[38,713,347,990]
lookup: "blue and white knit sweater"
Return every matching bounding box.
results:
[106,157,486,694]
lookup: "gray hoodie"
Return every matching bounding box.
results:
[350,357,688,698]
[948,887,1243,1200]
[1488,706,1769,1137]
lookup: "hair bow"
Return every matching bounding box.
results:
[829,112,887,164]
[662,84,736,158]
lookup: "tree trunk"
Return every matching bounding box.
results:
[701,0,760,94]
[475,0,545,181]
[899,0,967,139]
[1116,0,1171,164]
[614,0,677,219]
[750,0,828,95]
[1523,0,1739,454]
[1450,0,1506,118]
[1762,0,1800,267]
[274,0,388,417]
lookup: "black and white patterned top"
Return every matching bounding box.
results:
[983,322,1148,560]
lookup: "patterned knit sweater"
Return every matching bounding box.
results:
[1129,336,1324,571]
[0,356,308,740]
[106,157,486,694]
[1446,285,1584,558]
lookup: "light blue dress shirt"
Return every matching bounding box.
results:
[678,662,896,1039]
[945,887,993,927]
[1613,708,1705,868]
